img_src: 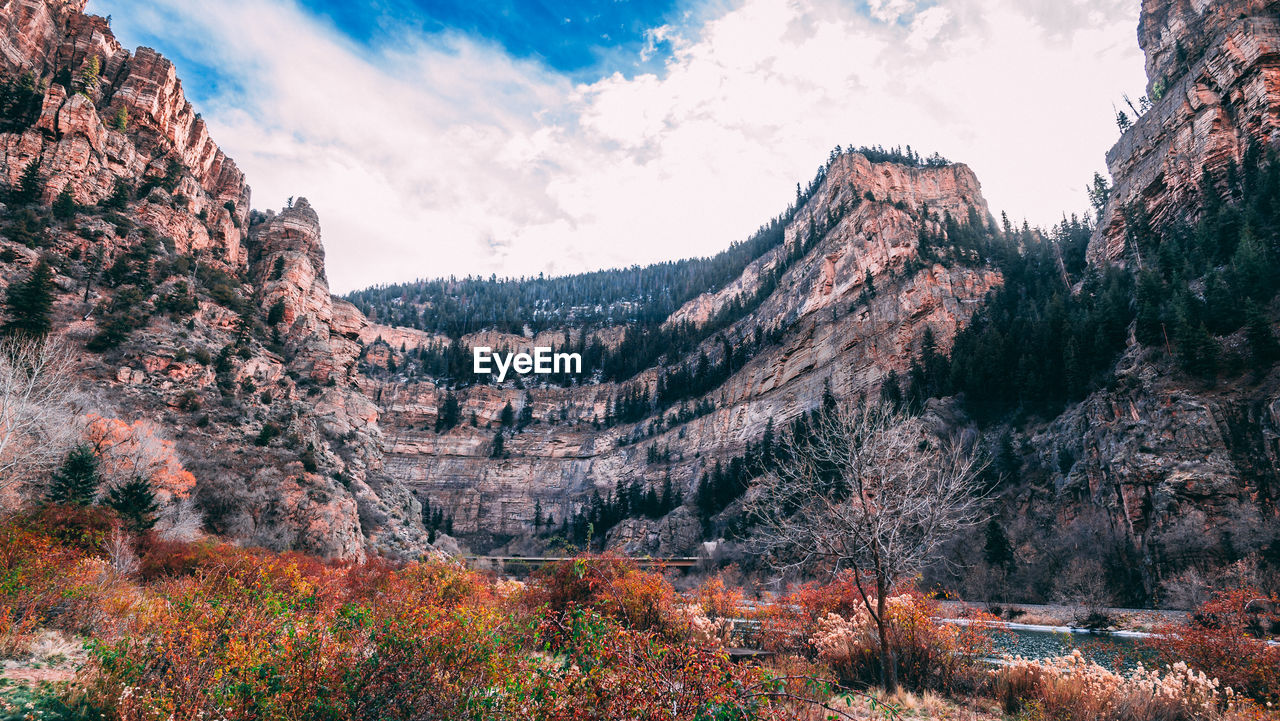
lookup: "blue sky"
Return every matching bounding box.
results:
[298,0,685,77]
[88,0,1147,293]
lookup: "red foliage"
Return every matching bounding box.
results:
[22,504,116,553]
[520,554,685,642]
[1147,587,1280,703]
[0,512,136,653]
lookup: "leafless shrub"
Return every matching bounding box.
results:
[104,527,139,577]
[153,496,204,542]
[0,337,77,496]
[1054,557,1115,628]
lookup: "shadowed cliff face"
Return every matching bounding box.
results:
[365,153,1001,551]
[1016,0,1280,602]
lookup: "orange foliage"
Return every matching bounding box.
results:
[519,553,687,642]
[688,572,748,621]
[0,510,138,656]
[758,574,994,695]
[81,414,196,499]
[82,545,789,720]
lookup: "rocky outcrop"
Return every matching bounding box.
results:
[1089,2,1280,264]
[249,199,363,383]
[1046,0,1280,600]
[0,0,89,76]
[606,506,702,557]
[108,48,249,209]
[0,0,248,267]
[1137,0,1280,96]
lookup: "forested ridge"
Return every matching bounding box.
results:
[346,145,950,337]
[901,146,1280,426]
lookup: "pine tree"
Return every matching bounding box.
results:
[101,179,129,211]
[52,184,76,221]
[435,392,460,432]
[695,473,714,524]
[12,158,41,205]
[1175,320,1218,379]
[1135,269,1166,347]
[500,401,514,428]
[76,56,100,95]
[46,445,100,505]
[2,259,54,337]
[879,369,903,408]
[533,498,543,531]
[110,104,129,131]
[1245,301,1280,364]
[490,430,505,458]
[106,478,159,532]
[983,519,1015,569]
[267,299,286,326]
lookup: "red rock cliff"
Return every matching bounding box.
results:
[1090,0,1280,264]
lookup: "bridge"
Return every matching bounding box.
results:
[464,556,701,569]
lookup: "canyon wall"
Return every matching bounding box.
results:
[368,153,1000,553]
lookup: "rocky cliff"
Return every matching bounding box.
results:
[0,0,428,559]
[1090,0,1280,264]
[10,0,1273,607]
[999,0,1280,604]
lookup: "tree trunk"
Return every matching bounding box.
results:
[876,585,898,693]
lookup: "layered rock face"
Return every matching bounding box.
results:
[1090,0,1280,264]
[370,153,1000,551]
[0,1,428,559]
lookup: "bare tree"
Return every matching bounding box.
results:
[747,398,987,692]
[0,337,76,496]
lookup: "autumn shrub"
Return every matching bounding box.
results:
[0,513,136,656]
[21,505,115,554]
[89,554,521,721]
[688,572,748,621]
[520,555,685,643]
[991,649,1240,721]
[1146,587,1280,704]
[679,575,749,649]
[344,594,521,720]
[134,536,229,580]
[756,574,992,694]
[498,609,786,720]
[0,522,77,657]
[807,590,991,694]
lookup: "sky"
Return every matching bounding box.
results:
[87,0,1147,294]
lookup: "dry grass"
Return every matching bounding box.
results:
[1,630,85,686]
[787,689,1004,720]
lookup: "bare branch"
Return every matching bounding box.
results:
[745,397,988,691]
[0,337,77,496]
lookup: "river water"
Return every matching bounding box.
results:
[965,622,1152,669]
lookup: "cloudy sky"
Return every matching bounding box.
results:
[88,0,1147,293]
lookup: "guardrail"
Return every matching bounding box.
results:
[464,556,701,569]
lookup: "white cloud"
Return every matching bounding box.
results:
[89,0,1145,293]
